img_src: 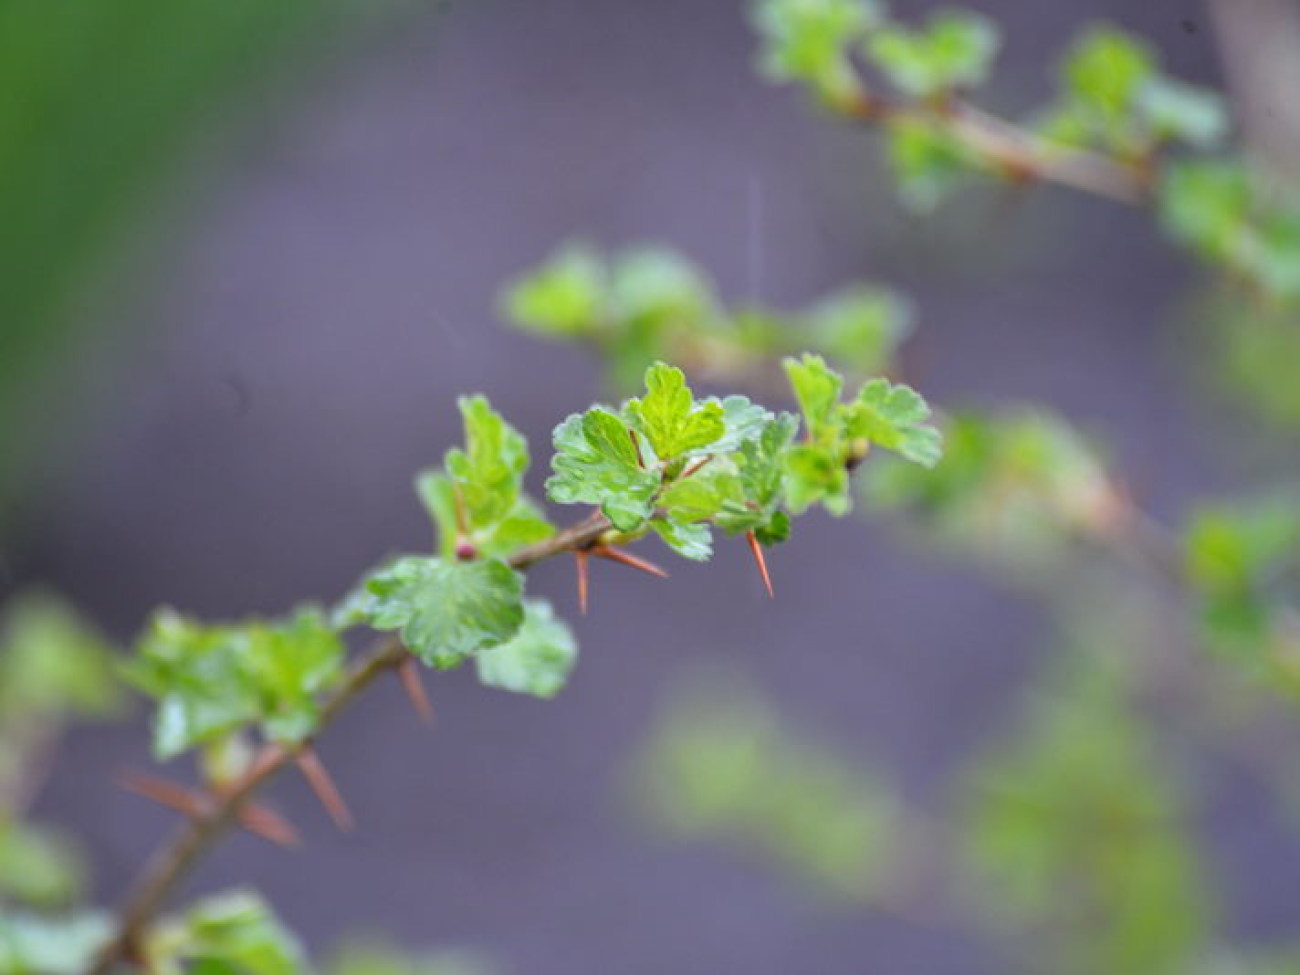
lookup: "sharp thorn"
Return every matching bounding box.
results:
[628,429,647,469]
[592,544,669,579]
[398,656,436,726]
[295,747,355,832]
[746,530,775,599]
[119,771,205,819]
[237,803,301,848]
[575,549,590,615]
[680,455,714,479]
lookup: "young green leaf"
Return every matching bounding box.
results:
[866,9,1001,99]
[547,408,660,531]
[717,412,799,540]
[0,821,86,908]
[127,610,262,760]
[783,443,852,515]
[845,378,944,467]
[651,520,715,561]
[803,286,914,376]
[784,354,843,439]
[419,397,553,559]
[364,557,525,669]
[752,0,880,106]
[625,363,726,461]
[884,116,975,212]
[1136,77,1227,149]
[476,598,578,699]
[499,242,604,338]
[0,911,112,975]
[1061,24,1154,121]
[0,590,122,722]
[243,608,346,744]
[149,890,307,975]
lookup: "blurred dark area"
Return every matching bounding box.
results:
[2,0,1290,972]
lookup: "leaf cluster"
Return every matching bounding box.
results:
[547,359,941,559]
[500,242,913,390]
[1183,496,1300,685]
[863,409,1117,564]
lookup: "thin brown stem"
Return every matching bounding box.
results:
[838,92,1153,205]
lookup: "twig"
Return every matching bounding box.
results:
[91,511,614,973]
[837,92,1154,205]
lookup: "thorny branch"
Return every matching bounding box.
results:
[90,511,613,974]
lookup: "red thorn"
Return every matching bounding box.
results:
[575,549,590,615]
[295,748,355,832]
[398,656,435,726]
[119,771,206,819]
[237,803,301,848]
[592,544,669,579]
[680,455,714,479]
[746,531,775,599]
[628,429,647,469]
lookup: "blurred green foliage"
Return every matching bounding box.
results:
[863,409,1119,567]
[500,242,913,391]
[961,650,1206,975]
[0,591,122,913]
[1183,495,1300,694]
[0,0,403,513]
[632,673,903,904]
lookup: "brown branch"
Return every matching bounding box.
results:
[91,510,613,973]
[838,92,1154,205]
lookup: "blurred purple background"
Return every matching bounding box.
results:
[9,0,1289,972]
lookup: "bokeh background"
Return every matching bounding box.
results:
[3,0,1296,972]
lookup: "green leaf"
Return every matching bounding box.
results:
[1159,159,1252,262]
[1183,498,1300,661]
[883,116,973,212]
[752,0,879,106]
[499,242,603,338]
[151,891,308,975]
[610,247,717,327]
[421,397,553,559]
[1136,77,1227,148]
[754,509,792,546]
[128,610,262,760]
[243,608,346,744]
[365,557,524,669]
[127,606,350,757]
[0,911,112,975]
[651,520,714,561]
[625,363,726,461]
[717,413,799,536]
[866,9,1001,99]
[634,675,903,903]
[846,378,944,467]
[862,409,1113,563]
[707,395,775,453]
[547,409,660,531]
[783,443,851,515]
[783,354,842,438]
[804,286,914,375]
[1061,24,1154,121]
[660,472,736,524]
[446,396,530,528]
[0,590,123,721]
[476,599,578,699]
[0,821,85,908]
[962,650,1206,975]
